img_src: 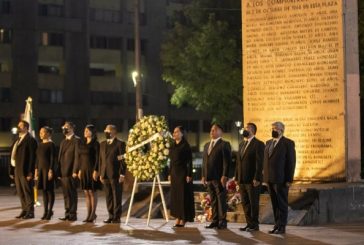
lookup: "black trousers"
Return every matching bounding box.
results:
[207,180,227,222]
[14,174,34,214]
[104,178,122,220]
[239,184,260,227]
[268,183,289,227]
[61,177,78,218]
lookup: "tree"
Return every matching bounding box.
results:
[161,0,242,123]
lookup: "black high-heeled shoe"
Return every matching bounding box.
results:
[87,214,97,223]
[41,212,48,220]
[45,210,53,220]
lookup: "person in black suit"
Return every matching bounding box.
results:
[10,120,37,219]
[263,121,296,234]
[99,124,126,224]
[202,124,231,229]
[34,126,57,220]
[234,122,264,232]
[58,121,80,221]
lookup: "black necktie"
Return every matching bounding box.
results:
[241,141,248,155]
[268,140,276,156]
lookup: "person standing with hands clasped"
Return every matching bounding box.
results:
[168,126,195,228]
[99,125,126,224]
[34,126,57,220]
[263,121,296,234]
[202,124,231,229]
[58,121,80,221]
[234,122,264,232]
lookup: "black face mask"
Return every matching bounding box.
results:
[62,128,69,135]
[272,130,279,138]
[105,132,111,139]
[242,130,250,138]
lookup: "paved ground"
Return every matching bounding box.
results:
[0,187,363,245]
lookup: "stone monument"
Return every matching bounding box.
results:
[242,0,361,182]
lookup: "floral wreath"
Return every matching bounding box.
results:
[125,115,171,181]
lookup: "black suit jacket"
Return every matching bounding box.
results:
[10,133,37,177]
[235,137,265,184]
[263,136,296,184]
[58,135,80,177]
[202,138,231,181]
[99,138,126,179]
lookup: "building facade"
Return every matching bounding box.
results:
[0,0,241,151]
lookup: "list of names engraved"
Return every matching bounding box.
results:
[242,0,345,181]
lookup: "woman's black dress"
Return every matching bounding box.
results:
[78,139,101,190]
[36,141,57,190]
[169,138,195,222]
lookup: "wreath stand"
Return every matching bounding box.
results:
[125,174,169,226]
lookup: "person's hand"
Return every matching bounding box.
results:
[100,176,104,184]
[286,182,292,187]
[78,171,81,179]
[9,175,14,179]
[72,172,78,178]
[34,169,38,181]
[201,177,207,186]
[221,176,228,187]
[48,170,53,181]
[92,171,98,181]
[168,175,171,182]
[186,176,192,183]
[253,179,260,187]
[26,173,33,181]
[119,175,125,183]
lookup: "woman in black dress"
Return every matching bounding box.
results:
[77,124,100,222]
[35,126,57,220]
[169,126,195,227]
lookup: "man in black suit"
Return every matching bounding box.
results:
[99,124,126,224]
[235,122,264,231]
[58,121,80,221]
[202,124,231,229]
[263,121,296,234]
[10,120,37,219]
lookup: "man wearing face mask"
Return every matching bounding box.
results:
[263,121,296,234]
[234,122,264,232]
[98,124,126,224]
[10,120,37,219]
[58,121,80,221]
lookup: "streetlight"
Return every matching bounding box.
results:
[134,0,143,121]
[234,121,243,147]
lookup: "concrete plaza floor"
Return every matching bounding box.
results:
[0,187,363,245]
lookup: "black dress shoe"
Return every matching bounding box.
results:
[217,220,227,229]
[268,226,278,234]
[15,211,26,219]
[274,227,286,234]
[205,222,219,229]
[103,218,112,224]
[246,226,259,232]
[59,216,69,221]
[239,225,250,231]
[111,218,121,223]
[68,216,77,221]
[22,213,35,219]
[45,211,53,220]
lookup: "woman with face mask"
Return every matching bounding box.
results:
[168,126,195,228]
[34,126,57,220]
[77,124,101,222]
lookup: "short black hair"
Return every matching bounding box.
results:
[19,120,29,129]
[212,123,224,131]
[247,122,257,134]
[64,121,75,129]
